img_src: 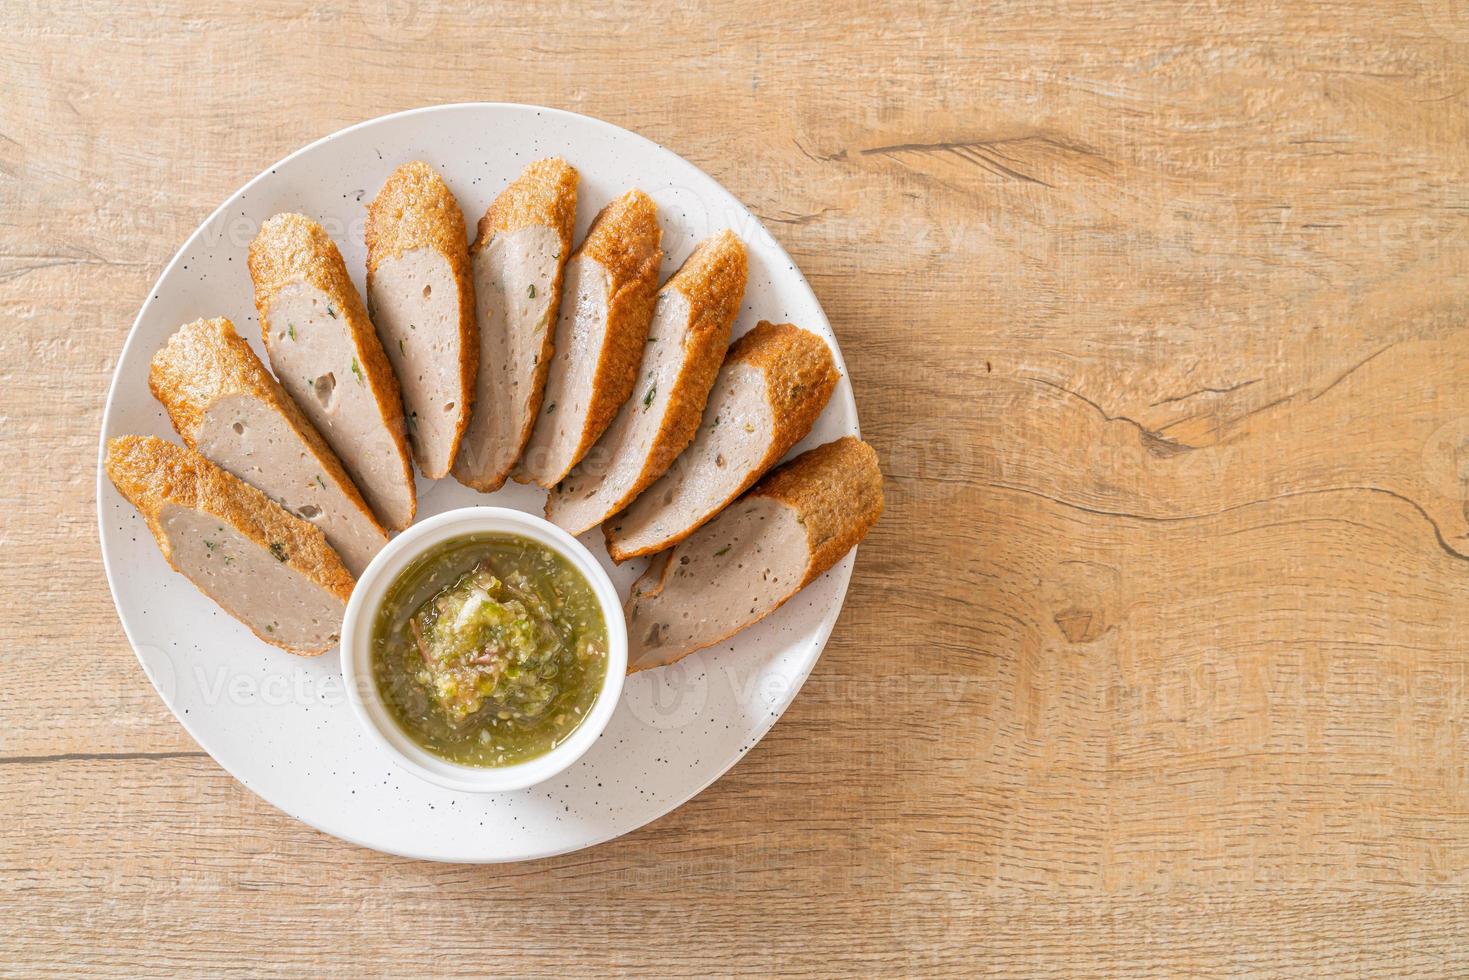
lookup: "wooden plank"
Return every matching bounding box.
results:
[4,0,1469,973]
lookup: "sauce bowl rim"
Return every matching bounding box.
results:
[340,506,628,793]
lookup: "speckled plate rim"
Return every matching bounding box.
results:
[96,102,858,862]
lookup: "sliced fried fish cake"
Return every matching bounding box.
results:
[148,316,387,575]
[605,321,838,562]
[365,161,477,479]
[249,212,416,530]
[625,437,882,672]
[516,188,662,488]
[454,157,578,491]
[105,435,354,656]
[547,230,747,534]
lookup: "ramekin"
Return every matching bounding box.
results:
[340,506,627,792]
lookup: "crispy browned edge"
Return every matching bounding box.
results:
[364,161,477,478]
[452,158,579,491]
[751,436,884,586]
[624,436,883,671]
[475,157,579,245]
[247,212,416,528]
[622,230,748,500]
[148,316,387,546]
[555,188,663,482]
[604,320,839,561]
[547,230,747,529]
[104,435,354,656]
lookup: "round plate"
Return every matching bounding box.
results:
[97,104,859,862]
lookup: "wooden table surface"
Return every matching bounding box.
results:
[6,1,1469,975]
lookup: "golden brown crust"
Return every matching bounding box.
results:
[365,162,476,477]
[104,435,354,655]
[454,159,579,492]
[575,189,663,460]
[365,161,470,271]
[249,213,367,321]
[751,436,884,588]
[628,551,673,601]
[147,316,386,541]
[543,232,746,530]
[247,212,416,528]
[473,157,578,247]
[638,230,748,494]
[623,437,882,672]
[730,322,841,472]
[603,320,837,562]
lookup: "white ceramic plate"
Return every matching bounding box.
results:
[97,104,859,862]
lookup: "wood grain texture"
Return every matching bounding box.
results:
[4,0,1469,974]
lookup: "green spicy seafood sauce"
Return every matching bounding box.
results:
[371,533,608,766]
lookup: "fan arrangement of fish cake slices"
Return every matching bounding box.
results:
[109,155,882,670]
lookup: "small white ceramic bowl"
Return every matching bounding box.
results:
[341,506,627,793]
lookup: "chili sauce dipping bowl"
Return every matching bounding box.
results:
[340,506,628,793]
